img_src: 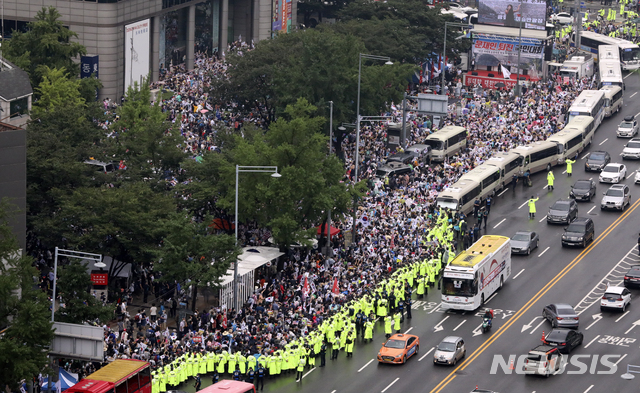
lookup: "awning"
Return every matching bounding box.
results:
[317,224,341,237]
[218,246,284,286]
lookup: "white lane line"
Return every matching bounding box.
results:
[625,72,633,79]
[599,138,609,146]
[538,246,550,257]
[434,316,450,330]
[542,185,548,190]
[518,200,529,209]
[381,377,400,393]
[331,391,336,393]
[539,215,547,223]
[404,327,413,334]
[493,218,506,228]
[497,188,509,197]
[562,170,567,174]
[584,334,600,349]
[584,385,594,393]
[616,311,630,322]
[429,304,441,314]
[485,293,498,304]
[418,347,434,361]
[581,152,590,160]
[529,318,546,334]
[512,268,525,279]
[357,359,374,372]
[302,367,316,379]
[614,354,628,366]
[588,206,596,214]
[631,92,638,98]
[453,320,466,331]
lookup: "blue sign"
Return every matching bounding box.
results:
[80,55,99,79]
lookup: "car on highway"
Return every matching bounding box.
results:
[624,265,640,288]
[635,170,640,184]
[543,328,584,353]
[584,151,610,172]
[433,336,466,366]
[377,333,420,364]
[542,303,579,328]
[617,116,639,138]
[510,231,539,255]
[599,163,627,183]
[600,286,631,312]
[547,199,578,224]
[601,184,631,211]
[622,139,640,160]
[561,217,595,248]
[570,179,597,201]
[524,345,563,377]
[549,12,573,24]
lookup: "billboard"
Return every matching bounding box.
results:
[272,0,292,36]
[472,33,544,79]
[478,0,547,30]
[124,19,150,93]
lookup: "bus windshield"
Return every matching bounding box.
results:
[436,198,459,210]
[442,277,477,296]
[424,139,445,150]
[622,48,640,62]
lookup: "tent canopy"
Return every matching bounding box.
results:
[218,246,284,286]
[317,224,340,237]
[41,369,78,392]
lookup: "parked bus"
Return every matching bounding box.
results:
[436,179,481,214]
[424,126,467,162]
[567,90,605,128]
[441,235,511,310]
[598,44,620,62]
[66,360,151,393]
[599,59,624,89]
[485,151,525,188]
[199,381,256,393]
[575,31,640,70]
[511,141,560,175]
[600,85,624,117]
[547,129,586,164]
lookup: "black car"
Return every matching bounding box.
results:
[562,217,595,248]
[547,199,578,224]
[543,328,584,353]
[585,151,611,172]
[624,265,640,288]
[570,179,597,202]
[386,152,415,165]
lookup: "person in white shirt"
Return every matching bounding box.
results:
[150,304,157,322]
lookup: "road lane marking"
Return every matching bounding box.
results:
[302,367,316,379]
[453,321,466,331]
[631,92,638,98]
[429,197,640,393]
[586,313,602,330]
[538,247,550,257]
[493,218,506,228]
[358,359,374,372]
[331,391,336,393]
[588,206,596,214]
[485,293,498,304]
[497,188,509,197]
[429,304,441,314]
[563,170,567,174]
[599,138,608,145]
[616,311,630,322]
[513,268,525,279]
[581,152,590,160]
[625,72,633,79]
[433,316,450,332]
[404,327,413,334]
[419,347,434,361]
[529,318,546,334]
[584,334,600,349]
[615,354,628,366]
[624,320,640,334]
[539,215,547,222]
[584,385,594,393]
[518,200,528,209]
[381,378,399,393]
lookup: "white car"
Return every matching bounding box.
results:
[599,163,627,183]
[634,170,640,184]
[550,12,573,24]
[601,286,631,312]
[447,2,478,14]
[617,116,639,138]
[622,138,640,159]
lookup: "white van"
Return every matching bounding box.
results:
[523,345,563,377]
[511,141,560,175]
[424,126,467,162]
[485,151,524,188]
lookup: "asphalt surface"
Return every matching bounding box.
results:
[246,72,640,393]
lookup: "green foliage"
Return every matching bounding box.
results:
[32,66,86,119]
[3,6,87,90]
[0,199,54,390]
[55,259,113,324]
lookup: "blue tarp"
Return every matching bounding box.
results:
[41,369,78,392]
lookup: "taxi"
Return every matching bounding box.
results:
[377,333,420,364]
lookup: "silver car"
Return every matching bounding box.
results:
[601,184,631,211]
[510,231,539,255]
[617,116,639,138]
[433,336,466,366]
[542,303,579,328]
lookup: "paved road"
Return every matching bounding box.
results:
[260,72,640,393]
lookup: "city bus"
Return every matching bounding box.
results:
[598,44,620,62]
[575,31,640,70]
[511,141,560,175]
[65,360,151,393]
[423,126,467,162]
[600,85,624,117]
[199,380,256,393]
[567,90,605,128]
[441,235,511,310]
[599,59,624,89]
[484,151,524,188]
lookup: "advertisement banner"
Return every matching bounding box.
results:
[465,74,518,89]
[472,33,544,79]
[90,273,108,286]
[124,19,151,93]
[478,0,547,30]
[272,0,292,35]
[80,55,99,79]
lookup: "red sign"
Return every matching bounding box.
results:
[193,336,202,343]
[464,75,517,90]
[91,273,108,286]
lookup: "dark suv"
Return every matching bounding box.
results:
[624,265,640,288]
[561,217,595,248]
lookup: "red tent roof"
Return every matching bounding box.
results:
[317,224,340,237]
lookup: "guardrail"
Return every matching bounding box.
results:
[621,364,640,379]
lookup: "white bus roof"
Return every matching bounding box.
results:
[425,125,467,140]
[598,45,620,60]
[547,129,581,143]
[569,90,605,111]
[582,31,638,48]
[511,141,557,153]
[458,164,500,183]
[438,179,480,198]
[565,115,595,126]
[600,85,623,96]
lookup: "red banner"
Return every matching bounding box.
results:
[464,75,517,90]
[91,273,108,286]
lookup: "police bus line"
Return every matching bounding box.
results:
[575,31,640,70]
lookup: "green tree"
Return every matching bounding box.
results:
[32,66,86,120]
[55,259,113,324]
[0,199,54,390]
[3,6,87,90]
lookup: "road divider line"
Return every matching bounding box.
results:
[493,218,506,228]
[518,200,528,209]
[302,367,316,379]
[538,247,550,258]
[453,320,466,331]
[588,206,596,214]
[357,359,374,373]
[615,354,628,366]
[616,311,630,322]
[586,313,602,330]
[529,318,546,335]
[562,170,567,174]
[433,316,450,332]
[581,152,590,160]
[485,293,498,304]
[584,385,594,393]
[599,138,608,146]
[429,304,441,314]
[404,327,413,334]
[539,215,547,223]
[497,188,509,197]
[512,268,525,279]
[429,197,640,393]
[418,347,434,361]
[381,378,399,393]
[584,334,600,349]
[631,92,638,98]
[625,72,633,79]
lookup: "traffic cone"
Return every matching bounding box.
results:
[509,359,515,370]
[541,331,545,343]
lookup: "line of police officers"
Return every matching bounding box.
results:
[150,209,457,390]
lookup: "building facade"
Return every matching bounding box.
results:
[3,0,296,99]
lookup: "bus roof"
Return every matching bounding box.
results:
[458,164,500,183]
[451,236,509,267]
[425,125,466,140]
[582,31,638,47]
[600,85,622,96]
[438,179,480,198]
[86,360,149,385]
[486,151,522,163]
[511,141,556,153]
[565,115,594,126]
[598,45,620,60]
[199,380,256,393]
[569,90,604,110]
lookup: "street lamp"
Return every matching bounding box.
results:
[234,165,280,314]
[352,53,393,244]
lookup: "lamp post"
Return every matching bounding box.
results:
[234,165,281,313]
[352,53,393,245]
[326,101,334,255]
[441,22,470,96]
